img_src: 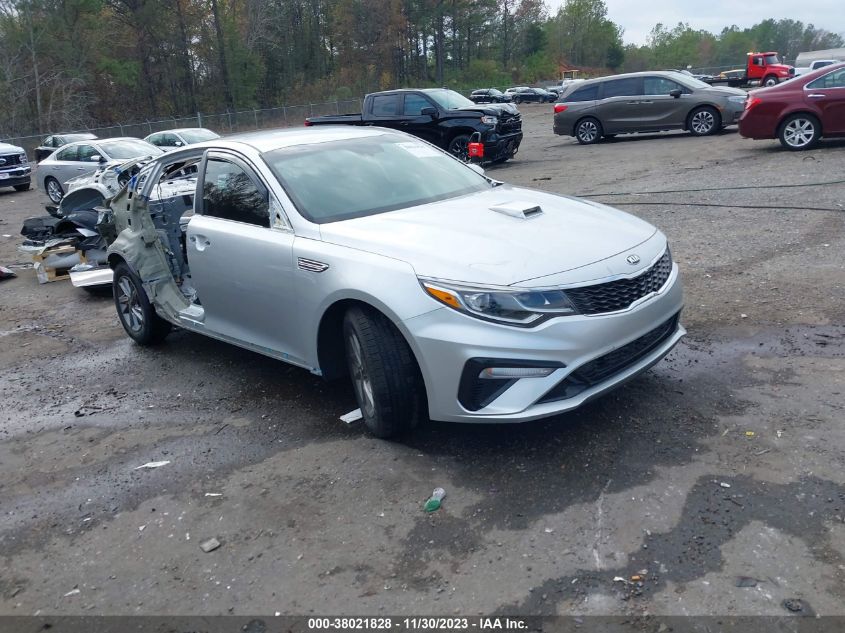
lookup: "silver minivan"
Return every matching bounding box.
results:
[553,71,747,144]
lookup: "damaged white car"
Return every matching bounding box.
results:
[105,127,684,437]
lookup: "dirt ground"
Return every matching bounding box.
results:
[1,104,844,618]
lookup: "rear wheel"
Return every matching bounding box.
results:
[112,262,172,345]
[575,117,602,144]
[447,134,471,162]
[45,177,64,204]
[688,106,720,136]
[343,306,425,438]
[778,114,821,151]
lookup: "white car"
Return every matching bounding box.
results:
[144,128,220,149]
[105,127,685,437]
[36,137,163,203]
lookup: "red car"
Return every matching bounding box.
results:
[739,61,845,150]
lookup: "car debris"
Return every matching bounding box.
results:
[199,537,222,553]
[134,460,171,470]
[0,266,16,280]
[339,408,363,424]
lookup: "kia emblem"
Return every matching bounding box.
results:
[626,254,640,265]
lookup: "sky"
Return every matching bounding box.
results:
[544,0,845,45]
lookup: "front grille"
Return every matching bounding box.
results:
[0,153,23,167]
[498,114,522,134]
[538,312,680,403]
[565,249,672,315]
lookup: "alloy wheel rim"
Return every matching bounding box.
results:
[450,138,469,161]
[347,332,376,418]
[47,180,62,202]
[784,119,814,147]
[692,111,714,134]
[578,121,598,142]
[117,276,144,333]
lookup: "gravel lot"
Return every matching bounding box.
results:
[1,104,844,617]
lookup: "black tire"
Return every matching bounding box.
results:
[45,176,64,203]
[112,262,172,345]
[763,75,778,87]
[447,134,471,162]
[688,106,721,136]
[575,117,602,144]
[778,113,821,151]
[343,306,426,438]
[514,97,522,104]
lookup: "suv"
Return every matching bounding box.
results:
[469,88,512,104]
[0,142,31,192]
[553,71,747,144]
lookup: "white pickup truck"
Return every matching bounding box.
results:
[795,59,838,76]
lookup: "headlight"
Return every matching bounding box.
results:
[420,279,577,326]
[728,95,746,103]
[480,115,498,126]
[19,153,28,164]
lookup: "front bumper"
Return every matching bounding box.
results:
[722,102,746,125]
[481,130,523,161]
[0,166,31,187]
[404,265,684,423]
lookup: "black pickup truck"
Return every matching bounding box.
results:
[305,88,523,163]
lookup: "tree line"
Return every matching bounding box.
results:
[0,0,842,137]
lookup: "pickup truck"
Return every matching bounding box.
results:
[711,52,794,87]
[305,88,523,163]
[795,59,838,76]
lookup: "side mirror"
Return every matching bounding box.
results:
[174,141,183,146]
[669,88,683,98]
[91,155,104,162]
[420,106,438,118]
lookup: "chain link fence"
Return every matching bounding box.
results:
[1,99,364,157]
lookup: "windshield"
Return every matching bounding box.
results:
[424,89,475,109]
[489,89,503,96]
[263,134,490,224]
[65,133,96,143]
[179,129,220,144]
[100,140,163,159]
[764,54,781,65]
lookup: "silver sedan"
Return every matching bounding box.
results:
[36,137,163,203]
[105,127,684,437]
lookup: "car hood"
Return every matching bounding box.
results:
[454,103,519,117]
[319,186,657,286]
[0,142,25,153]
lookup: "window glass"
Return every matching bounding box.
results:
[565,84,599,102]
[99,140,163,159]
[179,129,219,144]
[643,77,685,95]
[43,136,55,147]
[602,78,642,98]
[146,134,162,146]
[56,146,79,161]
[202,159,269,227]
[808,69,845,89]
[371,94,400,116]
[161,133,181,146]
[404,94,432,115]
[424,89,475,109]
[77,145,99,161]
[263,133,489,224]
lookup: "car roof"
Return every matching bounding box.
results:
[57,137,143,148]
[151,128,214,134]
[193,126,395,154]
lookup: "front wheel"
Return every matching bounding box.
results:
[343,307,425,438]
[447,134,471,162]
[778,114,820,151]
[763,75,779,87]
[688,106,720,136]
[575,118,602,144]
[112,262,172,345]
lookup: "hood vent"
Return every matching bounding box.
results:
[489,201,544,220]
